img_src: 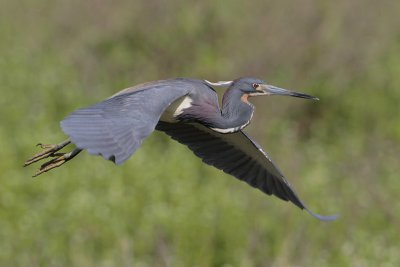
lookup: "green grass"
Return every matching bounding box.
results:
[1,0,400,266]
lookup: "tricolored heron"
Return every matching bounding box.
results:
[24,77,337,221]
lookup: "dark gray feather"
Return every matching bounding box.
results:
[156,121,337,221]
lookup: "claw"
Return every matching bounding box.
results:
[24,139,82,177]
[36,143,57,149]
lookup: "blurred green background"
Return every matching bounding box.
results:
[1,0,400,266]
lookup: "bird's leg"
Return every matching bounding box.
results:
[24,139,82,177]
[33,148,82,177]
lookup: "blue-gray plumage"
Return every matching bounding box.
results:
[24,77,337,221]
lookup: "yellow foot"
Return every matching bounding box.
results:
[24,140,71,167]
[24,139,82,177]
[33,148,81,177]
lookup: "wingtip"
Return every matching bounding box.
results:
[306,208,339,221]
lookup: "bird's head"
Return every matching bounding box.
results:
[231,77,319,100]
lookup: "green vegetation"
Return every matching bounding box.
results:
[1,0,399,266]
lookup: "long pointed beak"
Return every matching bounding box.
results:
[260,84,319,100]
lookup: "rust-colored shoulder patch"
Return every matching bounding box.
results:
[241,93,250,104]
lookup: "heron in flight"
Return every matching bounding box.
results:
[25,77,337,220]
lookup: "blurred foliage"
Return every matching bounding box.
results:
[1,0,400,266]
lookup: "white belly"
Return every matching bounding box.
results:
[160,96,193,122]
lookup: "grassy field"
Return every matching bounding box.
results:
[1,0,400,266]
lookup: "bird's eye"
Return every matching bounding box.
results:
[252,83,259,89]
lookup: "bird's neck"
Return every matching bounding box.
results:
[210,90,254,133]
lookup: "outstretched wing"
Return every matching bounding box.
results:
[61,80,191,164]
[156,121,337,221]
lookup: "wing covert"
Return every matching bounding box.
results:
[61,81,190,164]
